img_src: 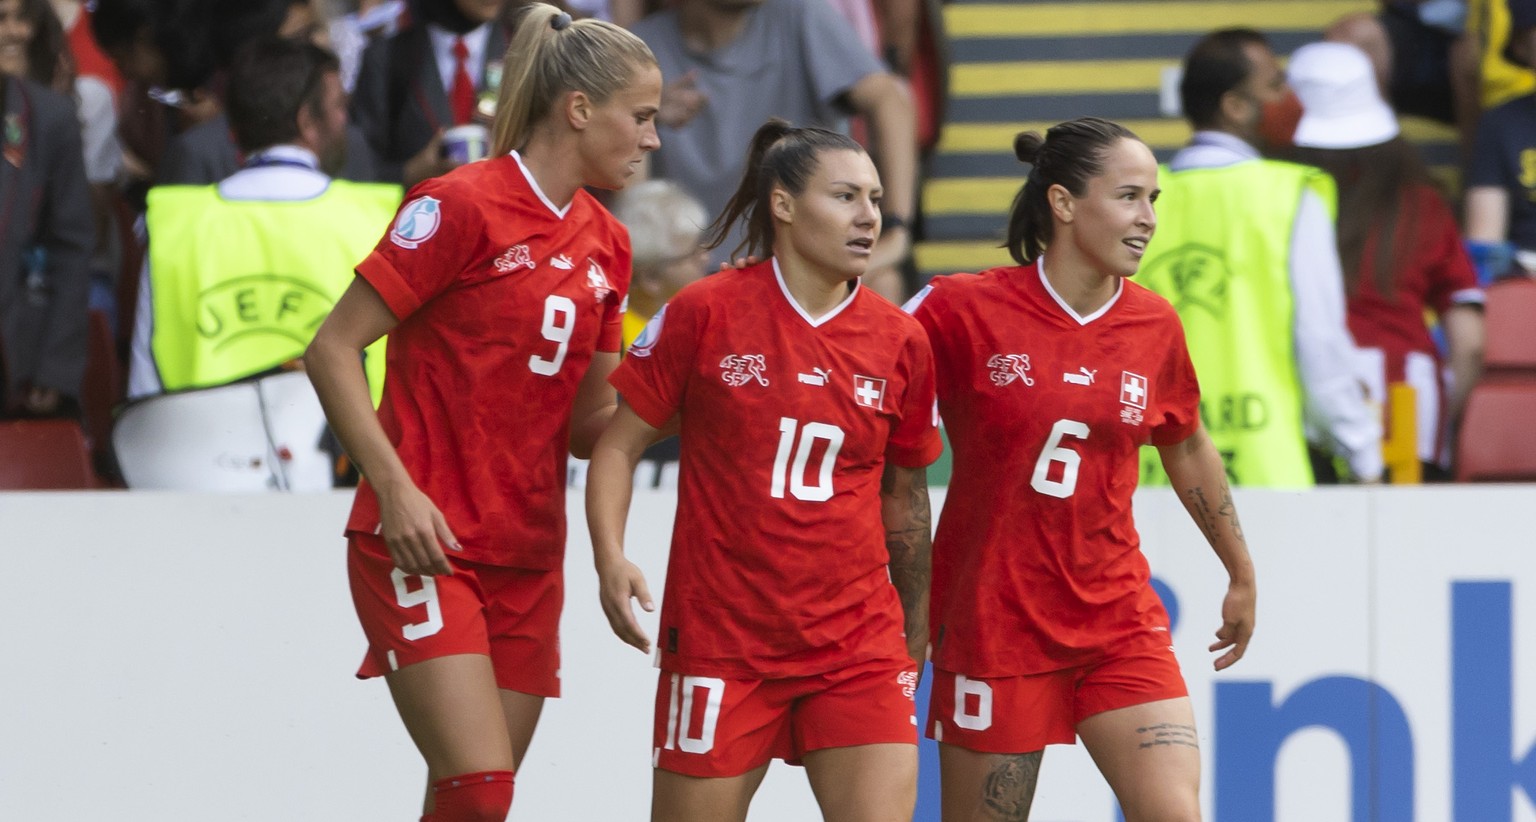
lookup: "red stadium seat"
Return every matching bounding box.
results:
[0,419,99,489]
[1456,382,1536,481]
[1483,277,1536,369]
[1456,278,1536,481]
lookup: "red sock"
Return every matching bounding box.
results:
[421,770,514,822]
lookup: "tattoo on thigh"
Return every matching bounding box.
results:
[982,752,1042,820]
[1136,723,1199,750]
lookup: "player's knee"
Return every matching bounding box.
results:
[423,770,514,822]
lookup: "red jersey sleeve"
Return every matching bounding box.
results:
[608,298,696,428]
[355,178,490,321]
[1149,318,1201,446]
[887,326,943,467]
[596,231,632,353]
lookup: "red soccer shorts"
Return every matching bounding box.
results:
[927,645,1188,753]
[348,532,562,697]
[652,656,919,777]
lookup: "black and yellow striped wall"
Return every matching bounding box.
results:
[915,0,1462,278]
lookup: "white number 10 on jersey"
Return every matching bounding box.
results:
[771,417,845,502]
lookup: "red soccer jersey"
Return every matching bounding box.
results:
[909,260,1201,677]
[610,260,943,679]
[347,152,630,569]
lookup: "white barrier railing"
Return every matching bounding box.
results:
[2,486,1532,821]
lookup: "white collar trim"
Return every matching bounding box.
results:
[1037,254,1122,326]
[511,150,571,219]
[772,258,859,328]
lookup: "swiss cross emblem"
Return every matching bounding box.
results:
[853,375,886,410]
[1120,372,1148,409]
[1120,371,1148,426]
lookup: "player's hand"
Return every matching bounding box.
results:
[403,131,457,189]
[376,480,460,577]
[904,630,929,683]
[597,558,654,653]
[870,224,911,272]
[1210,578,1256,670]
[716,255,760,272]
[659,70,706,128]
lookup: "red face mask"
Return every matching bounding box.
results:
[1256,90,1303,151]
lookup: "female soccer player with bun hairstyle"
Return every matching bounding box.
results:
[588,118,942,822]
[303,5,659,819]
[905,117,1257,821]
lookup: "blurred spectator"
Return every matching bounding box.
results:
[1467,54,1535,265]
[90,0,221,188]
[319,0,406,92]
[612,179,708,348]
[128,37,399,401]
[630,0,916,302]
[1466,4,1536,278]
[604,178,708,489]
[50,0,121,96]
[1326,3,1472,121]
[157,0,378,185]
[1138,28,1383,486]
[0,0,93,418]
[350,0,506,187]
[1467,0,1536,110]
[1288,41,1485,479]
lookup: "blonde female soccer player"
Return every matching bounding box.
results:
[304,5,659,819]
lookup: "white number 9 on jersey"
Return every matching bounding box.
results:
[528,295,577,376]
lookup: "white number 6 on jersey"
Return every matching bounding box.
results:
[1031,418,1090,499]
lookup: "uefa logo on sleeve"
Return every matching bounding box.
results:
[629,305,667,358]
[389,196,442,249]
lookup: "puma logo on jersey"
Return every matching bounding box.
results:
[797,367,832,386]
[720,354,770,387]
[1063,367,1097,386]
[987,354,1035,387]
[493,244,533,274]
[550,254,575,270]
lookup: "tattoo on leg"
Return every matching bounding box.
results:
[982,752,1042,820]
[1135,722,1199,750]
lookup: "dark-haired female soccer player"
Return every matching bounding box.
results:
[589,118,941,822]
[907,117,1257,822]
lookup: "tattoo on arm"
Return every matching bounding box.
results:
[1184,486,1220,544]
[1183,481,1250,551]
[1136,722,1199,750]
[883,466,932,641]
[982,752,1042,820]
[1216,485,1246,544]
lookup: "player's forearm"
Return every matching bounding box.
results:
[1160,429,1255,586]
[881,464,933,658]
[586,424,649,571]
[570,352,622,459]
[857,73,918,222]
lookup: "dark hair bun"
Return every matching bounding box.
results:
[1014,131,1045,164]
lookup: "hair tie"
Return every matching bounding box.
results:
[551,12,572,30]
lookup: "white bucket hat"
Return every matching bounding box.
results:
[1288,41,1400,149]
